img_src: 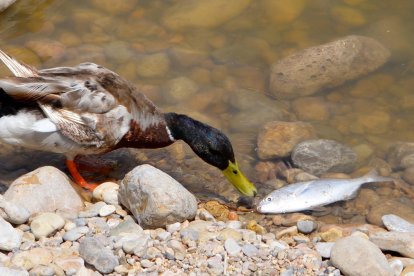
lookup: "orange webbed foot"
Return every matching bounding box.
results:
[66,159,99,191]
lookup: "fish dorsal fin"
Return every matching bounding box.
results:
[291,181,314,196]
[0,50,38,77]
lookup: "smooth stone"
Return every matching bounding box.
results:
[257,121,316,159]
[162,0,252,30]
[197,208,216,222]
[315,242,335,258]
[109,216,143,236]
[297,220,317,234]
[224,238,241,256]
[99,205,116,217]
[136,52,170,78]
[0,195,30,224]
[370,232,414,258]
[30,212,65,239]
[121,233,150,257]
[0,216,21,251]
[79,237,119,274]
[331,236,393,276]
[92,182,119,205]
[242,244,259,257]
[387,142,414,169]
[382,214,414,232]
[0,267,28,276]
[119,164,197,228]
[166,222,181,233]
[269,35,390,99]
[292,139,357,175]
[63,226,89,241]
[4,167,83,218]
[78,202,107,218]
[388,259,404,276]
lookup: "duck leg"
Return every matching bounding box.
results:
[66,159,98,191]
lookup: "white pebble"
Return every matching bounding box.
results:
[99,205,116,217]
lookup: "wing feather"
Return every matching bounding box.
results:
[0,50,38,77]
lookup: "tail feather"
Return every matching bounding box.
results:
[0,49,38,78]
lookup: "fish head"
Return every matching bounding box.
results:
[256,191,291,214]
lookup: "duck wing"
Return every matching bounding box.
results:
[0,50,133,148]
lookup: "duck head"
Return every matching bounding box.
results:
[165,112,257,197]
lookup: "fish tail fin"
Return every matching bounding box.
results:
[361,169,394,183]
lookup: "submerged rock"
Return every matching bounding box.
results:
[292,139,357,175]
[269,35,390,99]
[0,0,16,12]
[257,121,316,159]
[3,166,83,219]
[331,236,393,276]
[162,0,251,30]
[119,164,197,228]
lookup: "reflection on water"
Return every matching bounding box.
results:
[0,0,414,221]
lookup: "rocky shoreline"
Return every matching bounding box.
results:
[0,164,412,276]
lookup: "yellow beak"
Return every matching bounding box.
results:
[222,160,257,197]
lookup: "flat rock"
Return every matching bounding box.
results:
[162,0,251,30]
[109,216,143,237]
[63,226,89,241]
[79,237,119,274]
[0,216,21,251]
[370,232,414,258]
[315,242,334,258]
[382,214,414,232]
[331,236,393,276]
[257,121,316,159]
[292,139,357,175]
[269,35,390,99]
[4,166,83,218]
[119,164,197,228]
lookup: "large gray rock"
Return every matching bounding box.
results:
[370,232,414,258]
[0,216,21,251]
[79,237,119,274]
[119,164,197,229]
[4,166,83,218]
[292,139,357,175]
[331,236,393,276]
[269,35,390,99]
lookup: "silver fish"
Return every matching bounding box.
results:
[257,170,393,214]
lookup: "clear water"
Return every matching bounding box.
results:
[0,0,413,220]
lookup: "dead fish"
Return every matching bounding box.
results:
[257,170,393,214]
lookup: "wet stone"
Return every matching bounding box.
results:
[292,139,357,175]
[297,220,317,234]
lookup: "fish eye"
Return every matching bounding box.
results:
[266,197,272,202]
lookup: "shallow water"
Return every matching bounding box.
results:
[0,0,414,221]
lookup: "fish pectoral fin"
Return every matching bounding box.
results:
[309,206,329,212]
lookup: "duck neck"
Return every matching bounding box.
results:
[164,112,202,145]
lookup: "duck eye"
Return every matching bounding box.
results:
[232,170,238,174]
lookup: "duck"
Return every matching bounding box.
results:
[0,49,257,197]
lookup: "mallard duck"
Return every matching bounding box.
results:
[0,50,257,196]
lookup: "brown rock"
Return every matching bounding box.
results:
[367,199,414,226]
[319,227,343,242]
[257,121,316,159]
[269,35,390,99]
[292,97,330,121]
